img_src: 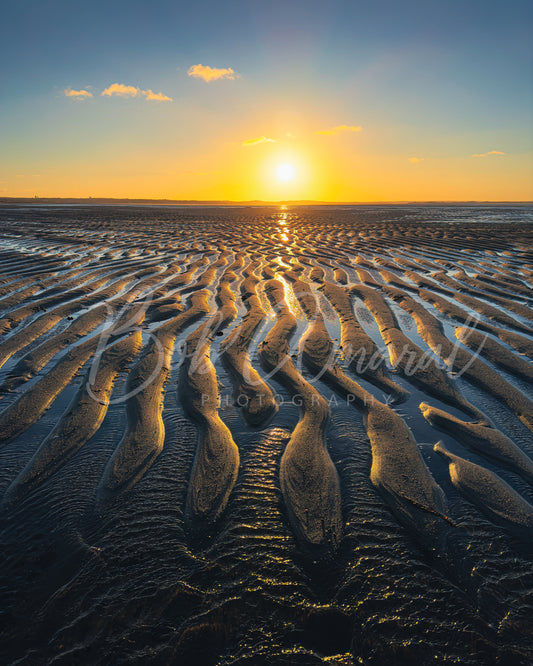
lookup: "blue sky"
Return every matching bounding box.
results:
[1,0,532,199]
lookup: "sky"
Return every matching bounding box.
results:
[1,0,532,201]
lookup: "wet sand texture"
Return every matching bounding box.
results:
[179,277,241,524]
[260,279,343,551]
[421,402,533,485]
[289,276,450,548]
[0,208,531,558]
[435,442,533,534]
[319,280,409,403]
[100,290,211,496]
[383,286,533,431]
[3,332,142,506]
[220,267,278,426]
[350,283,487,421]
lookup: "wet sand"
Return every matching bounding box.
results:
[0,204,532,665]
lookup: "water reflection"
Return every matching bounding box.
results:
[278,274,305,320]
[278,211,289,242]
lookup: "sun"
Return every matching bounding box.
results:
[276,163,295,181]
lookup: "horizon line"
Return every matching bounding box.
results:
[1,197,532,206]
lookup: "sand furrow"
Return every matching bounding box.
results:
[0,263,160,336]
[457,272,533,306]
[319,280,408,402]
[99,290,211,496]
[383,286,533,432]
[220,270,278,427]
[421,403,533,485]
[0,299,150,446]
[179,283,240,524]
[289,277,450,548]
[350,283,484,420]
[0,339,103,446]
[0,279,69,310]
[260,278,343,551]
[0,276,42,300]
[0,268,176,391]
[2,332,143,506]
[472,272,533,298]
[434,442,533,536]
[416,288,533,360]
[0,273,142,370]
[455,326,533,383]
[428,272,533,329]
[179,255,229,294]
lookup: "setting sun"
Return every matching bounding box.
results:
[276,164,295,182]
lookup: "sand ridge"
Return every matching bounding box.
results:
[0,207,531,557]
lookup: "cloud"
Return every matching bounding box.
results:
[101,83,172,101]
[141,89,173,101]
[471,150,506,157]
[242,136,276,147]
[187,64,238,82]
[64,88,93,99]
[316,124,362,136]
[408,157,424,163]
[101,83,141,98]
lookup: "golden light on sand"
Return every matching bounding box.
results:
[279,211,289,240]
[276,163,295,181]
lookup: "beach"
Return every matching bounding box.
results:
[0,203,532,665]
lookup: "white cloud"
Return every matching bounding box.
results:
[187,64,238,82]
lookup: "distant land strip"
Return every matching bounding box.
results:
[1,198,532,206]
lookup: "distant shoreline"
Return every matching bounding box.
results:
[1,197,532,207]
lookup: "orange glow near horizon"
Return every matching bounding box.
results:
[2,1,532,204]
[2,124,532,202]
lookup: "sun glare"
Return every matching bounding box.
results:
[276,163,295,181]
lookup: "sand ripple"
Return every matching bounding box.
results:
[1,205,532,663]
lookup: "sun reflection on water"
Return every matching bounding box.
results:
[277,274,305,320]
[277,211,290,242]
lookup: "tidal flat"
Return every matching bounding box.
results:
[0,203,532,665]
